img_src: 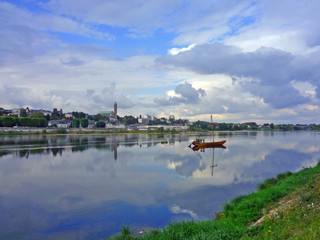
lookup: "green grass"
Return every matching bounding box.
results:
[112,162,320,239]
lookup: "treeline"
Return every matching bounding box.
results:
[0,116,47,127]
[189,121,259,131]
[189,121,318,131]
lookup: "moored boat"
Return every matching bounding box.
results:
[190,140,226,148]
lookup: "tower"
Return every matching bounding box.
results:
[114,102,117,118]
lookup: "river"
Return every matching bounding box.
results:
[0,131,319,239]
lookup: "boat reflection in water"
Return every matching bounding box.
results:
[190,144,227,176]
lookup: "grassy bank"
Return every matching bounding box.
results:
[111,162,320,240]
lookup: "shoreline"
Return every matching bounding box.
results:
[111,162,320,239]
[0,127,316,136]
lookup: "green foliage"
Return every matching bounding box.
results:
[274,124,294,131]
[94,114,107,122]
[72,111,86,119]
[80,118,89,128]
[0,116,17,127]
[242,174,320,239]
[50,114,58,120]
[32,118,47,127]
[20,108,28,117]
[120,226,130,235]
[72,118,80,128]
[18,117,47,127]
[29,112,45,118]
[170,129,177,134]
[19,117,33,126]
[95,120,106,128]
[256,171,292,190]
[121,115,138,125]
[56,127,67,134]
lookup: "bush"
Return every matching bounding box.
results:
[1,116,17,127]
[56,127,67,134]
[80,118,88,128]
[18,117,47,127]
[95,121,106,128]
[72,118,80,128]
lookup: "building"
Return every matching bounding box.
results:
[114,102,117,118]
[64,112,73,118]
[98,102,118,121]
[48,119,72,128]
[11,108,22,117]
[98,111,113,117]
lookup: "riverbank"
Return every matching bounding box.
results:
[111,162,320,239]
[0,127,185,135]
[0,127,317,136]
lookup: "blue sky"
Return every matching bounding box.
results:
[1,0,320,123]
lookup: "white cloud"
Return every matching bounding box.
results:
[157,43,320,110]
[1,0,320,122]
[0,2,112,39]
[154,82,205,106]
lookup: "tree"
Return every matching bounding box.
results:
[18,117,47,127]
[1,116,17,127]
[29,112,45,118]
[34,118,47,127]
[79,112,86,119]
[50,114,58,120]
[18,117,33,126]
[20,108,28,117]
[122,115,138,125]
[72,111,79,118]
[80,118,88,128]
[94,114,106,122]
[73,111,86,119]
[56,127,67,134]
[72,118,80,128]
[95,121,106,128]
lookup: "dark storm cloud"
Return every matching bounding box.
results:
[154,82,206,106]
[157,43,320,108]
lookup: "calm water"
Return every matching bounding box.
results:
[0,131,319,239]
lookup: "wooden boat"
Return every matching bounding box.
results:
[190,140,226,148]
[189,115,226,149]
[191,144,226,152]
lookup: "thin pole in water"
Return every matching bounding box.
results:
[211,115,214,142]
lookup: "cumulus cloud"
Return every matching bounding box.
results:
[154,82,205,106]
[157,43,320,109]
[86,83,134,110]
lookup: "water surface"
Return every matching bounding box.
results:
[0,131,319,239]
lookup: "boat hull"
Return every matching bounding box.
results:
[191,140,226,148]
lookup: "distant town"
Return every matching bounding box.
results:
[1,103,320,132]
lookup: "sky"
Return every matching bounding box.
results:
[0,0,320,123]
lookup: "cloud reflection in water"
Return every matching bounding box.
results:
[0,132,319,239]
